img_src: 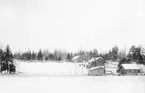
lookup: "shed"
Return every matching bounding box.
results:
[87,66,105,76]
[118,64,141,75]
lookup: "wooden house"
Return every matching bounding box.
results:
[85,57,105,76]
[118,64,141,75]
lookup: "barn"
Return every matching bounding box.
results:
[72,56,83,62]
[87,66,105,76]
[86,57,105,68]
[85,57,105,76]
[118,64,141,75]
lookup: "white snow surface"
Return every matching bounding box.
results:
[0,76,145,93]
[15,61,86,76]
[0,61,145,93]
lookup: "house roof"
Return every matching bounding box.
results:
[121,64,140,70]
[72,56,80,60]
[87,66,105,71]
[88,58,95,62]
[95,57,103,60]
[88,57,103,63]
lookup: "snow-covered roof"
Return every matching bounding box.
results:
[88,57,104,63]
[88,58,95,62]
[87,66,105,71]
[72,56,80,60]
[121,64,140,70]
[95,57,103,60]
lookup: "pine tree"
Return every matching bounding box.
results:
[0,48,3,73]
[31,51,36,60]
[28,51,31,60]
[127,46,144,64]
[92,49,98,58]
[1,45,15,74]
[37,49,43,60]
[111,45,119,61]
[43,50,49,61]
[67,53,71,61]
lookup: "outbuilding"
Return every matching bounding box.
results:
[85,57,105,76]
[118,64,141,75]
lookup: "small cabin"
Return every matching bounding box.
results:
[118,64,141,75]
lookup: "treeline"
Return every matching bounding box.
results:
[13,45,145,65]
[105,45,145,65]
[1,44,145,65]
[100,45,145,64]
[14,49,74,61]
[69,45,145,64]
[13,48,101,62]
[118,45,145,66]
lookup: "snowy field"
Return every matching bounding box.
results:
[14,60,119,76]
[15,61,86,76]
[0,61,145,93]
[0,76,145,93]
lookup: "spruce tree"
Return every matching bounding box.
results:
[0,48,3,73]
[1,45,15,74]
[31,51,36,60]
[67,53,71,61]
[37,49,43,60]
[127,46,144,64]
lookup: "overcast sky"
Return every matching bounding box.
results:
[0,0,145,53]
